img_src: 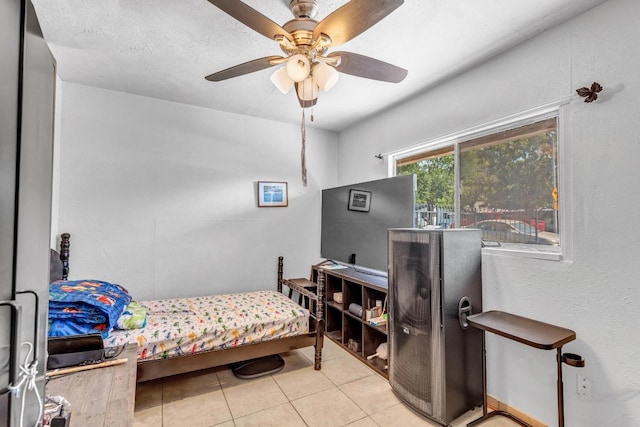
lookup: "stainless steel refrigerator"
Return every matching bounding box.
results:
[1,0,56,425]
[388,229,483,425]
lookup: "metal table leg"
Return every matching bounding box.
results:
[467,332,533,427]
[557,347,565,427]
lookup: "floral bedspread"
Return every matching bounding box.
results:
[104,290,309,361]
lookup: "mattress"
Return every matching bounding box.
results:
[104,290,310,361]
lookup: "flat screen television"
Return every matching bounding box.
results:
[321,175,416,273]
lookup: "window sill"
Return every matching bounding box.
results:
[482,244,562,261]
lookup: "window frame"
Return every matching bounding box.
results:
[388,101,572,261]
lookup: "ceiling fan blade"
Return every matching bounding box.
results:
[206,0,293,42]
[205,56,285,82]
[329,51,407,83]
[313,0,404,48]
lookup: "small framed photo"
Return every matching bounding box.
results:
[258,181,288,207]
[348,189,371,212]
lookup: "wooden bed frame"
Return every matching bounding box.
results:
[57,233,324,382]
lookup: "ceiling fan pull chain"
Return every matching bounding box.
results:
[301,109,308,187]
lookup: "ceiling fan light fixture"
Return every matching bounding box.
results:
[270,67,294,94]
[312,62,339,91]
[297,77,319,101]
[286,54,311,82]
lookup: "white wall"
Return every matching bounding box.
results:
[51,75,62,248]
[338,0,640,426]
[56,83,338,300]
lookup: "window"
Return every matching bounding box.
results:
[396,114,560,254]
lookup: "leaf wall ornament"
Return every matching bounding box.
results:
[576,82,603,103]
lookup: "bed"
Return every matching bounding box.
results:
[49,233,325,382]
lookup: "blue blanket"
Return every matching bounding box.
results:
[48,280,132,338]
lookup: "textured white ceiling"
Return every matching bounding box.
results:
[32,0,606,131]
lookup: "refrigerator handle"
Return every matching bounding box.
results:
[0,301,22,392]
[16,290,39,364]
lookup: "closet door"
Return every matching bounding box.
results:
[0,0,55,425]
[15,1,56,424]
[0,0,24,423]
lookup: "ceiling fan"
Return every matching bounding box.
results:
[204,0,408,108]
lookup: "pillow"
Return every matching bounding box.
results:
[116,301,147,330]
[50,249,64,282]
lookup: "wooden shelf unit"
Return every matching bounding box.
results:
[313,263,389,378]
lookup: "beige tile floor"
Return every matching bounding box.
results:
[133,339,520,427]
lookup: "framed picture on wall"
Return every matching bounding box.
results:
[348,189,371,212]
[258,181,288,207]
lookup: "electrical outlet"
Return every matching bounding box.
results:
[577,374,592,398]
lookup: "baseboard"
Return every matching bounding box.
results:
[487,395,548,427]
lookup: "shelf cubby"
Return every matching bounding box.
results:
[324,273,343,305]
[314,263,389,378]
[325,304,342,339]
[343,280,363,316]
